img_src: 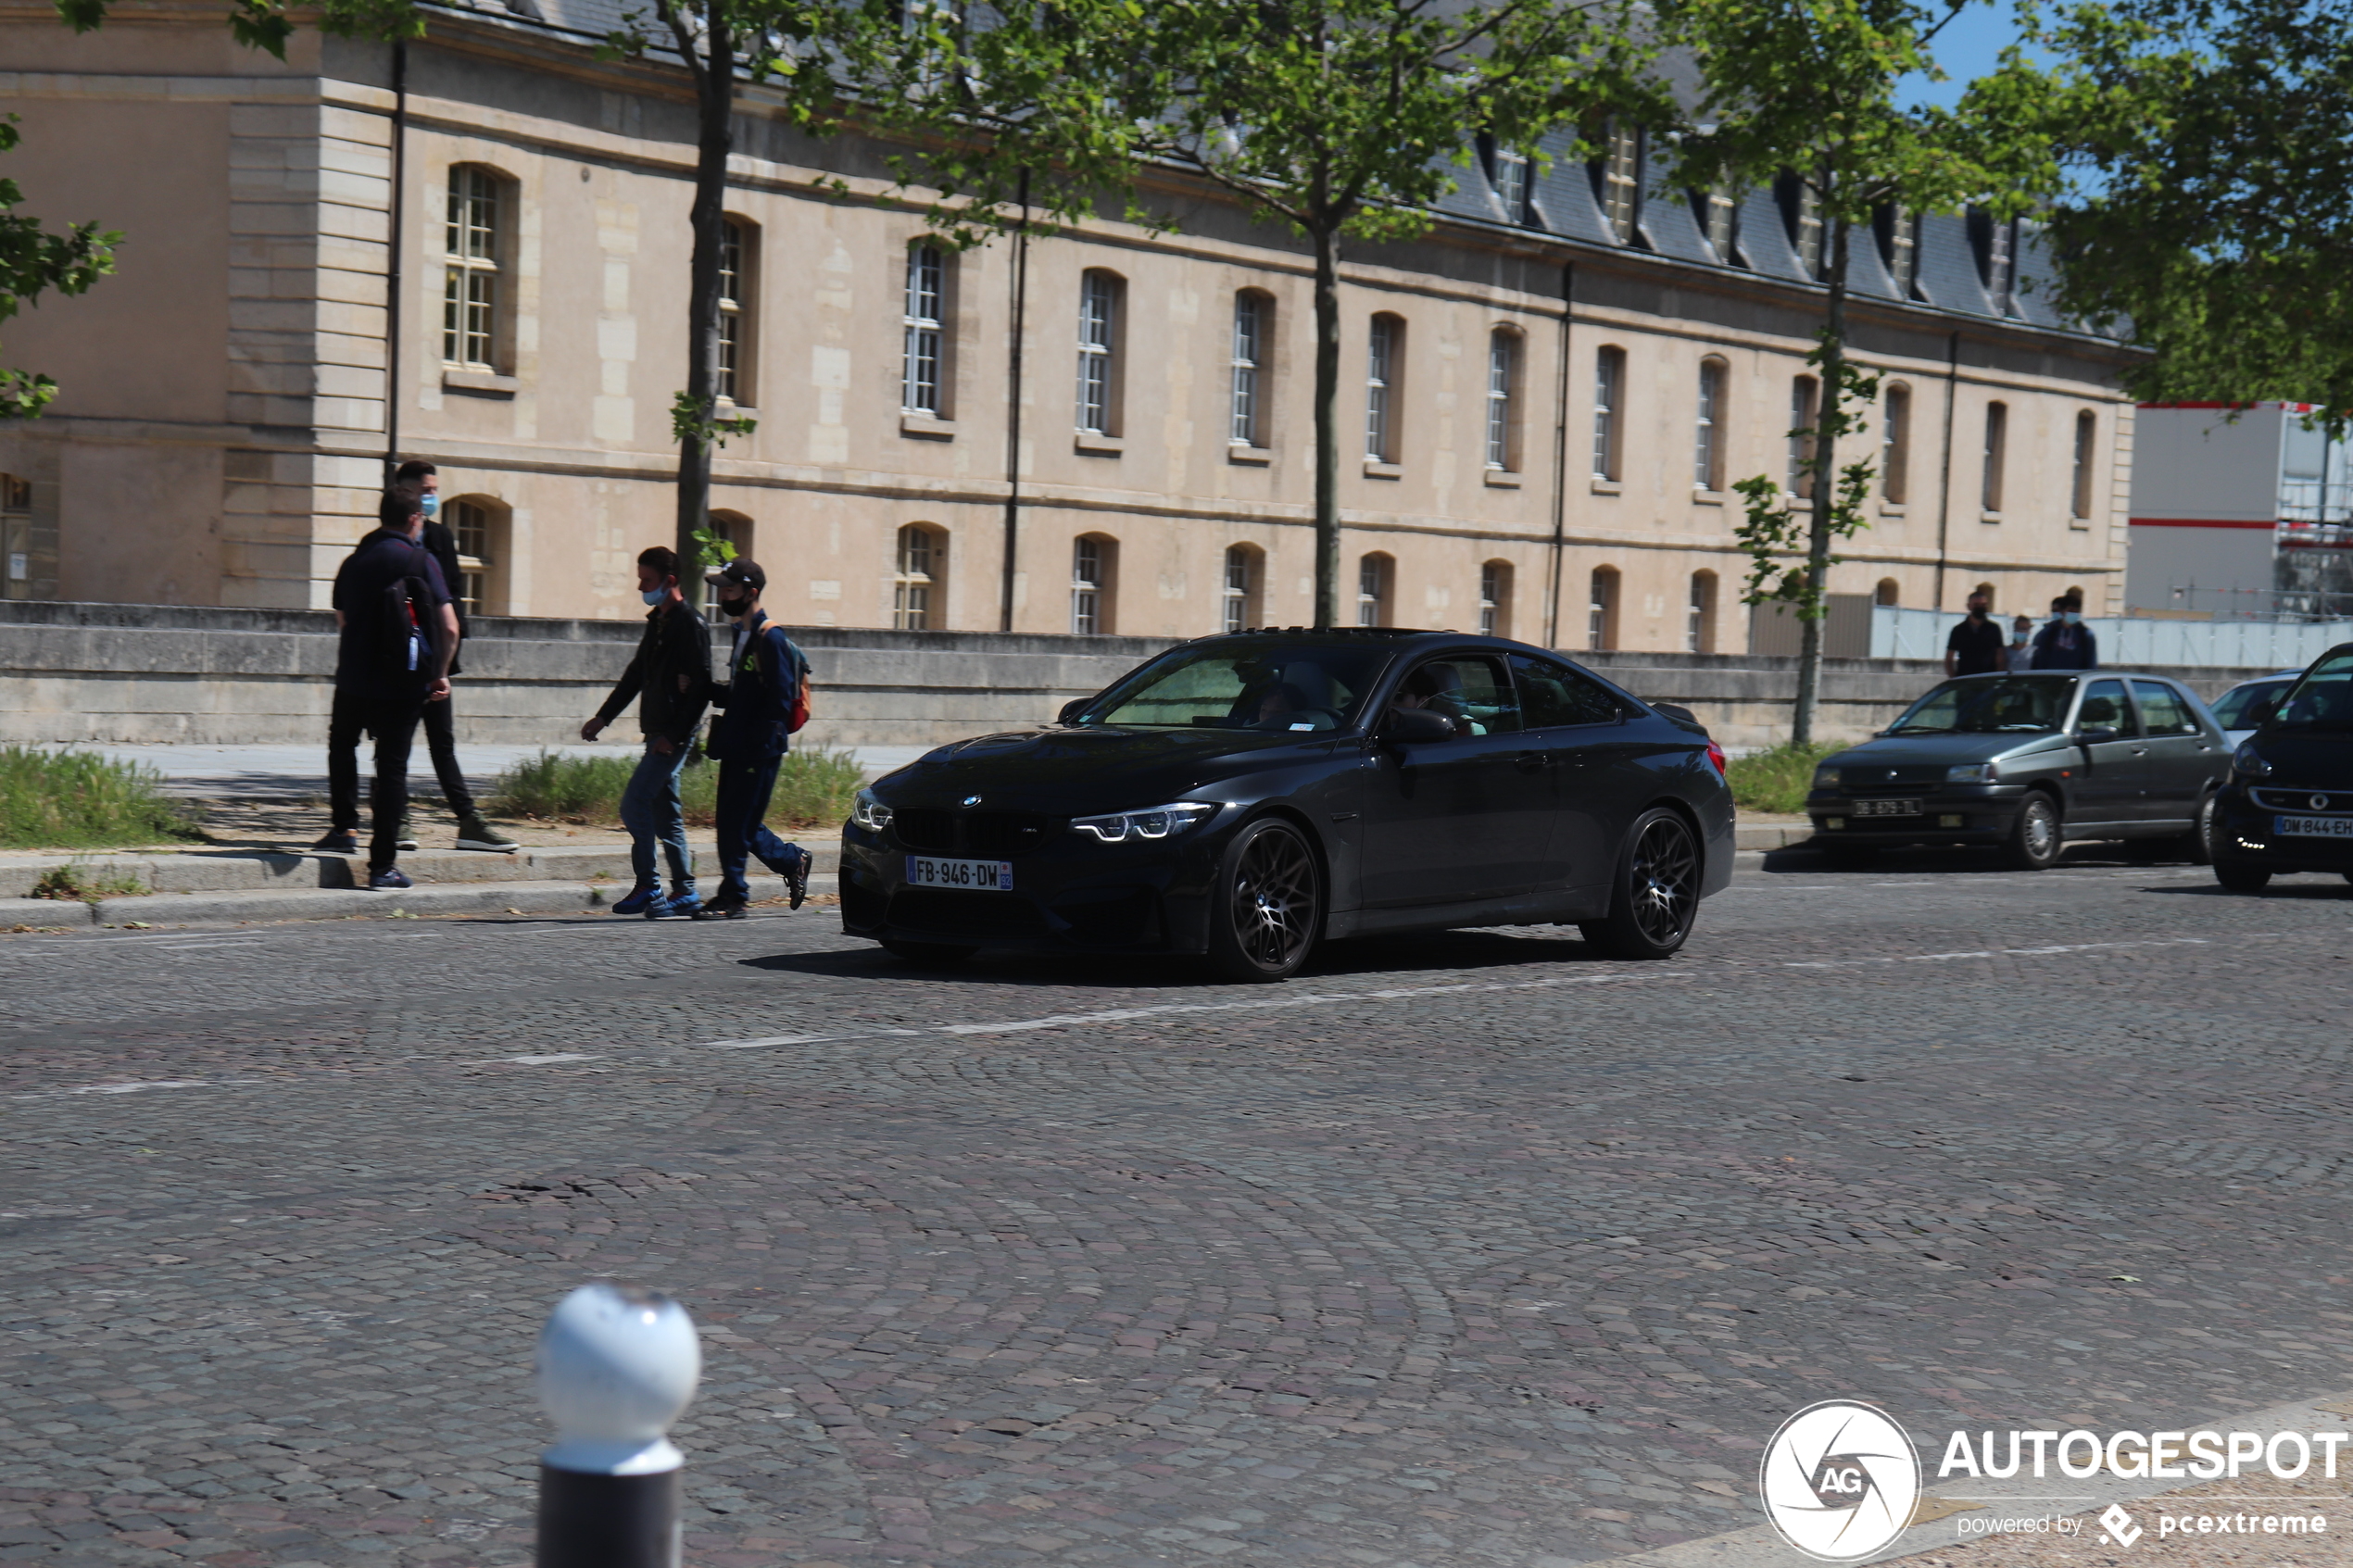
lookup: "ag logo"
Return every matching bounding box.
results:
[1759,1400,1920,1561]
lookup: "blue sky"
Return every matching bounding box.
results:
[1897,0,2054,109]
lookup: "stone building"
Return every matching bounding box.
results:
[0,0,2137,651]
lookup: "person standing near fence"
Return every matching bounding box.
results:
[2030,595,2099,670]
[582,546,711,920]
[697,559,815,921]
[1944,590,2008,677]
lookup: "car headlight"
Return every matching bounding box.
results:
[1945,762,1998,784]
[1811,765,1841,790]
[2233,740,2271,778]
[850,790,894,831]
[1069,801,1218,843]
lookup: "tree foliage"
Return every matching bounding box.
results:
[0,117,119,420]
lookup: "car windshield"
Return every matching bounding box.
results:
[1886,677,2074,734]
[2269,652,2353,731]
[2209,679,2293,731]
[1077,640,1393,731]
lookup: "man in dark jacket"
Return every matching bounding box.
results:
[697,558,815,920]
[582,546,712,919]
[2029,595,2100,671]
[328,483,460,888]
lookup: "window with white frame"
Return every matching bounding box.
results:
[1588,566,1618,651]
[446,496,503,617]
[1982,401,2009,513]
[442,166,503,369]
[1695,358,1728,491]
[1687,571,1716,653]
[1230,292,1267,446]
[1783,176,1822,278]
[717,219,753,404]
[1076,270,1121,435]
[1222,545,1261,633]
[1883,383,1913,503]
[1072,534,1114,633]
[1365,314,1401,461]
[1485,329,1519,470]
[1696,185,1740,262]
[1881,206,1919,296]
[2071,410,2097,521]
[894,524,940,630]
[1787,374,1818,497]
[3,473,33,600]
[1491,144,1531,223]
[1594,122,1639,243]
[1479,560,1510,638]
[1356,553,1391,628]
[902,244,945,415]
[1593,345,1624,480]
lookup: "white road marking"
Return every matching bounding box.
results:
[10,1078,253,1100]
[706,1032,922,1050]
[480,1053,599,1066]
[1784,937,2208,970]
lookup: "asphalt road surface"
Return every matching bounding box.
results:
[3,848,2351,1567]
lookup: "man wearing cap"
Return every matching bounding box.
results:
[698,558,816,920]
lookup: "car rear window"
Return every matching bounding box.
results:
[1886,677,2074,734]
[1081,641,1392,731]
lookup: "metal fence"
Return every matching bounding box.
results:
[1869,606,2353,669]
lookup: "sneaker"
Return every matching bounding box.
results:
[692,888,749,921]
[366,867,412,891]
[610,884,661,916]
[311,830,359,856]
[396,819,420,852]
[647,890,701,921]
[456,817,521,852]
[782,846,813,910]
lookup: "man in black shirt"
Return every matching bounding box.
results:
[1944,591,2008,677]
[396,459,518,853]
[328,483,460,888]
[583,546,713,919]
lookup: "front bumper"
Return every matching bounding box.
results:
[2212,786,2353,873]
[1806,785,2023,846]
[837,823,1222,954]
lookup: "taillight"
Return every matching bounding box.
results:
[1705,739,1728,777]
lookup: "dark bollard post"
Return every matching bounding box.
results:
[535,1283,702,1568]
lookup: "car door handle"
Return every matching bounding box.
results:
[1515,751,1550,773]
[2131,746,2147,756]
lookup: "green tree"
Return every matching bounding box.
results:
[2023,0,2353,435]
[1652,0,2056,743]
[0,117,119,420]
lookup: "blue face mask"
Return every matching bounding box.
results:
[420,491,440,519]
[2064,611,2082,625]
[641,588,667,607]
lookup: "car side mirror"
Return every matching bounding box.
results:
[2076,724,2118,744]
[1385,708,1456,745]
[1057,698,1088,726]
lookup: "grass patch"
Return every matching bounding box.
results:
[0,747,199,850]
[487,746,866,830]
[1724,741,1843,815]
[31,862,148,902]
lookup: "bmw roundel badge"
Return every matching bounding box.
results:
[963,795,984,809]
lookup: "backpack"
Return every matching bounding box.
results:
[377,540,442,680]
[784,636,813,734]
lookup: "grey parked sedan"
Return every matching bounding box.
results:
[1805,671,2230,869]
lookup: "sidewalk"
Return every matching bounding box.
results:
[43,741,933,797]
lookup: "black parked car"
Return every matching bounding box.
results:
[1805,671,2229,869]
[2209,642,2353,892]
[838,629,1737,979]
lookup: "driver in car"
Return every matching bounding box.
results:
[1390,667,1478,736]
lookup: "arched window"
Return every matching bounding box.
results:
[1787,374,1818,497]
[1982,401,2008,514]
[1230,290,1271,448]
[1687,571,1718,653]
[894,523,943,630]
[1875,577,1900,607]
[1588,566,1620,651]
[1695,357,1729,492]
[444,495,510,617]
[1076,270,1124,436]
[717,217,757,405]
[1365,313,1403,462]
[1072,533,1116,633]
[1223,544,1264,633]
[1485,328,1522,472]
[1592,345,1626,481]
[902,242,950,417]
[1,473,33,602]
[1356,552,1393,628]
[1883,383,1913,503]
[442,165,513,370]
[1478,560,1512,638]
[2070,410,2097,521]
[700,512,749,615]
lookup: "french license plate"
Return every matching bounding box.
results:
[2275,814,2353,839]
[905,855,1014,890]
[1851,798,1921,818]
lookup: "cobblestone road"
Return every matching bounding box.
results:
[3,849,2351,1567]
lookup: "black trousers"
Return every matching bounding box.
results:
[329,686,474,833]
[325,695,430,871]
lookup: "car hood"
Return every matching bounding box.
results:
[876,726,1337,810]
[1830,733,2070,769]
[2246,728,2353,785]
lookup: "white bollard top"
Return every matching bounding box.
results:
[536,1282,702,1475]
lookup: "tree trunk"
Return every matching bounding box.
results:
[1311,223,1341,630]
[674,10,736,571]
[1793,213,1851,746]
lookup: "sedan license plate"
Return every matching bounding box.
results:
[1851,798,1921,818]
[2275,814,2353,840]
[905,855,1014,890]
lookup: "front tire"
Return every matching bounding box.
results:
[1207,818,1323,982]
[2213,861,2271,894]
[1583,808,1701,960]
[2004,793,2063,871]
[880,939,978,965]
[2179,792,2216,865]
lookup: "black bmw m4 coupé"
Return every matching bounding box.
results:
[839,629,1735,980]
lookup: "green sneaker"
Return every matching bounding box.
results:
[456,816,521,852]
[395,818,420,852]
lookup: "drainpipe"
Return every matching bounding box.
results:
[998,169,1030,633]
[383,39,409,483]
[1931,327,1959,611]
[1544,261,1573,649]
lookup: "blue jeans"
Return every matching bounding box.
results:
[618,740,696,892]
[712,752,801,898]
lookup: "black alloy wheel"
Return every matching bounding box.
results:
[2004,793,2063,871]
[880,938,979,965]
[1208,818,1322,982]
[1581,808,1700,960]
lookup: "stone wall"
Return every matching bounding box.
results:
[0,600,2286,754]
